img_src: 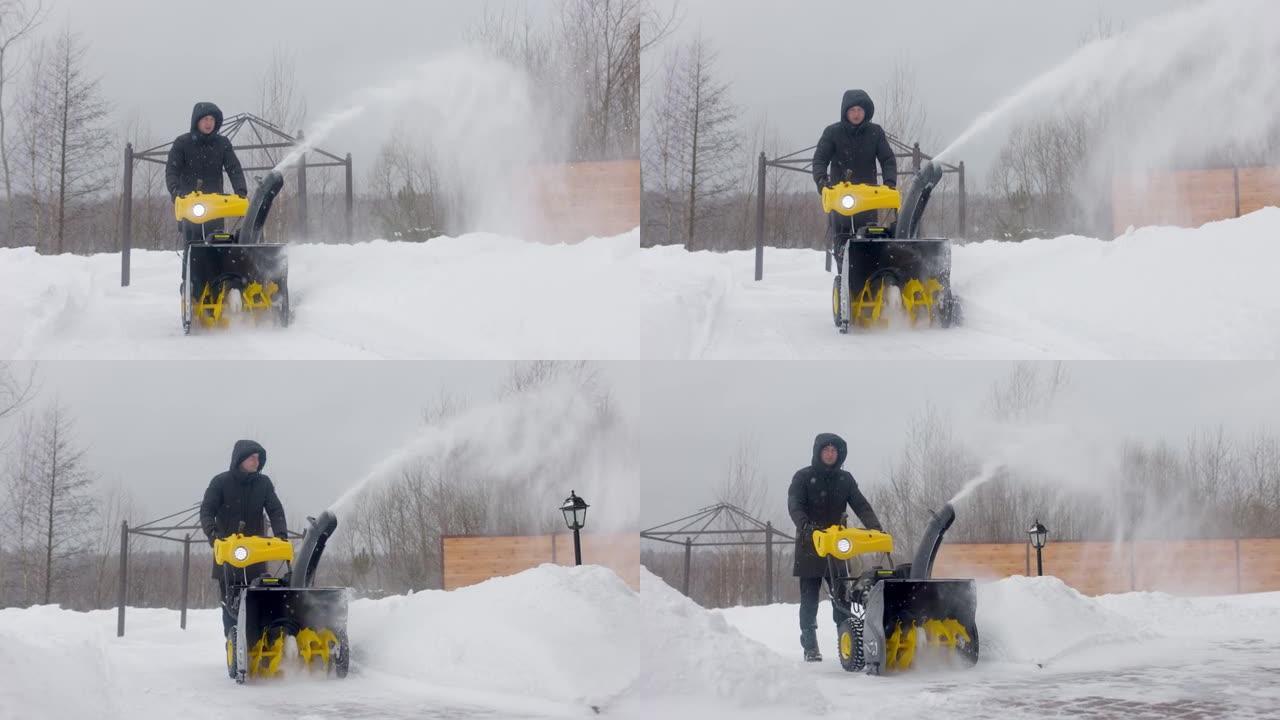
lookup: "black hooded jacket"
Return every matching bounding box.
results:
[165,102,247,199]
[199,440,287,577]
[812,89,898,192]
[787,433,883,578]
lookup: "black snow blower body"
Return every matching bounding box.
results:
[176,171,288,334]
[825,161,962,333]
[214,511,349,683]
[812,502,978,674]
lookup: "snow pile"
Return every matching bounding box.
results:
[0,565,639,719]
[638,207,1280,359]
[0,228,639,360]
[976,575,1159,666]
[626,569,825,714]
[353,564,639,708]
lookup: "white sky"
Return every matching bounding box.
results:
[647,0,1201,187]
[29,0,557,179]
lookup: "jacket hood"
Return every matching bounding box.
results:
[230,439,266,474]
[840,89,875,125]
[190,101,224,136]
[811,433,848,469]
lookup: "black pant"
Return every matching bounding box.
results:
[216,563,265,635]
[799,576,843,650]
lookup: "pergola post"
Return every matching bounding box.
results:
[117,520,129,637]
[682,536,692,596]
[958,161,967,238]
[765,521,774,604]
[755,151,766,281]
[120,144,134,287]
[344,153,355,243]
[180,534,192,630]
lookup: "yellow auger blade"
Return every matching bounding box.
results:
[241,281,279,312]
[196,282,227,328]
[901,278,947,326]
[886,621,919,671]
[853,278,887,327]
[297,627,339,670]
[249,631,285,678]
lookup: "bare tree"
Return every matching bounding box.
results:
[16,27,110,254]
[877,59,933,150]
[367,127,442,241]
[556,0,647,159]
[0,0,42,245]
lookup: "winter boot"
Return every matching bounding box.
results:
[801,628,821,662]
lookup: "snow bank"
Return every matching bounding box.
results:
[353,564,638,708]
[625,569,825,714]
[639,207,1280,359]
[0,229,640,360]
[0,565,639,719]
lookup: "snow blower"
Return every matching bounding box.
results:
[176,170,289,335]
[812,502,978,674]
[825,161,961,334]
[214,511,349,684]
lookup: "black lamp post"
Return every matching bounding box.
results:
[1028,519,1048,576]
[560,490,589,566]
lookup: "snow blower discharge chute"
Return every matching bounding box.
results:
[214,511,349,684]
[813,502,978,674]
[825,161,961,334]
[176,170,289,334]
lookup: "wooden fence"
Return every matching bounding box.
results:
[1111,166,1280,235]
[932,538,1280,596]
[528,159,640,242]
[441,532,639,591]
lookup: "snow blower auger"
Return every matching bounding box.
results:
[812,502,978,675]
[825,161,962,334]
[177,170,289,335]
[214,511,349,684]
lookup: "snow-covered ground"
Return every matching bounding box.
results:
[6,210,1280,360]
[630,570,1280,719]
[639,207,1280,359]
[0,230,639,360]
[0,565,640,719]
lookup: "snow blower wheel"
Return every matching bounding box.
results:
[838,613,865,672]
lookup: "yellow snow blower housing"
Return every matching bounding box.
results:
[178,170,289,335]
[814,504,978,675]
[826,162,961,334]
[213,534,295,568]
[217,512,349,684]
[821,182,902,217]
[174,191,250,225]
[812,525,894,560]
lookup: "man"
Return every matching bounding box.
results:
[166,101,248,245]
[812,89,898,251]
[199,439,288,635]
[787,432,883,662]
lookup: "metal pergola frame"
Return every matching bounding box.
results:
[116,502,300,637]
[641,503,793,603]
[753,134,965,280]
[119,112,355,286]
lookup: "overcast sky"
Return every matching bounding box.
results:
[32,0,556,181]
[618,362,1280,529]
[648,0,1201,186]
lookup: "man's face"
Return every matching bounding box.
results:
[198,115,216,134]
[239,453,260,473]
[821,445,839,466]
[846,106,865,125]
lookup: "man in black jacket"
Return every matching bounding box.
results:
[199,439,288,634]
[166,101,248,245]
[812,89,898,249]
[787,432,883,662]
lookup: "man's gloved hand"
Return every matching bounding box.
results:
[815,176,830,193]
[884,181,896,189]
[235,191,247,198]
[801,521,818,539]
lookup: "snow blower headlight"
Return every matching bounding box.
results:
[192,203,207,218]
[840,194,855,210]
[836,537,852,554]
[233,546,249,562]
